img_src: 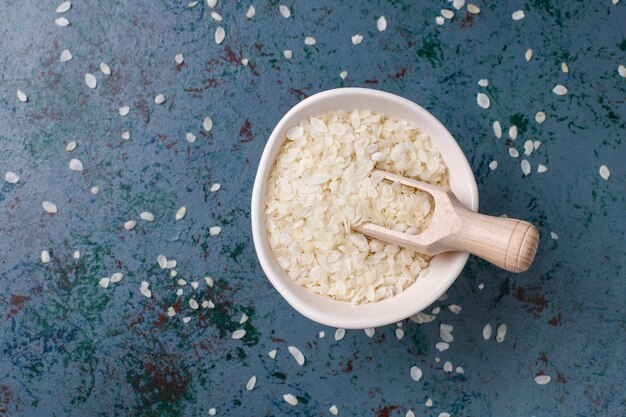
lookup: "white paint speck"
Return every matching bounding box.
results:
[512,10,525,20]
[552,84,568,95]
[410,366,422,382]
[377,16,387,32]
[476,93,490,109]
[535,375,551,385]
[60,49,72,62]
[599,165,610,180]
[41,250,51,263]
[351,34,363,45]
[288,346,305,365]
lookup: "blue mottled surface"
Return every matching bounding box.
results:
[1,1,625,416]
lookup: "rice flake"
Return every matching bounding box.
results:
[496,323,507,342]
[85,73,97,89]
[42,201,58,213]
[467,4,480,14]
[521,159,531,176]
[69,158,84,171]
[512,10,525,20]
[232,329,246,339]
[535,111,546,123]
[599,165,610,180]
[476,93,490,109]
[329,405,339,415]
[55,17,70,27]
[334,328,346,341]
[246,375,256,391]
[537,164,548,173]
[535,375,551,385]
[552,84,568,95]
[176,207,187,220]
[60,49,72,62]
[351,34,363,45]
[288,346,305,365]
[410,366,422,381]
[283,394,298,406]
[119,106,130,116]
[56,1,72,13]
[525,49,533,61]
[5,171,19,183]
[41,250,51,263]
[279,5,290,18]
[489,160,498,171]
[364,328,375,337]
[377,16,387,32]
[246,5,255,18]
[140,211,155,222]
[304,37,316,45]
[214,27,225,44]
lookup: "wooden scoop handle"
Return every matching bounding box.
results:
[445,206,539,273]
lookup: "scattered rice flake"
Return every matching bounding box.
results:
[318,331,325,338]
[90,186,100,195]
[239,313,249,324]
[435,16,445,25]
[175,53,184,64]
[435,342,449,352]
[478,79,488,87]
[441,9,454,19]
[119,106,130,116]
[208,408,216,416]
[521,159,531,176]
[4,171,19,184]
[478,283,484,290]
[246,375,256,391]
[154,94,166,104]
[204,276,214,287]
[232,329,246,340]
[211,11,223,21]
[334,328,346,341]
[533,140,542,150]
[283,50,293,59]
[241,58,249,66]
[456,366,464,374]
[69,158,84,171]
[614,0,620,4]
[55,17,70,27]
[99,62,111,76]
[214,26,225,44]
[619,65,626,78]
[165,259,177,269]
[41,250,51,263]
[535,375,551,385]
[395,328,405,340]
[406,411,415,417]
[167,306,176,317]
[246,5,255,18]
[73,250,80,259]
[188,1,198,7]
[552,84,568,95]
[496,323,507,342]
[525,48,533,61]
[448,304,462,314]
[182,316,191,323]
[268,349,277,359]
[329,405,339,415]
[509,147,520,158]
[467,3,480,14]
[190,281,198,289]
[288,346,305,365]
[175,206,187,220]
[476,93,490,109]
[17,89,28,102]
[60,49,72,62]
[440,329,453,343]
[304,37,316,45]
[425,398,433,407]
[122,131,130,140]
[561,62,569,73]
[410,312,436,324]
[140,211,155,222]
[509,125,518,140]
[186,132,196,143]
[535,111,546,123]
[283,394,298,406]
[537,164,548,173]
[210,183,221,192]
[339,70,348,80]
[512,10,525,20]
[56,1,71,13]
[364,328,375,337]
[176,289,183,296]
[489,160,498,171]
[99,277,110,288]
[351,34,363,45]
[124,220,136,230]
[482,324,492,340]
[189,298,199,309]
[42,201,58,213]
[439,413,451,417]
[452,0,465,10]
[140,281,152,298]
[203,117,213,132]
[432,307,441,314]
[111,272,123,283]
[377,16,387,31]
[207,300,215,308]
[209,226,222,236]
[524,140,534,156]
[443,361,453,372]
[279,5,290,18]
[550,232,558,240]
[410,366,422,382]
[599,165,610,180]
[207,0,217,7]
[493,120,502,138]
[84,73,97,89]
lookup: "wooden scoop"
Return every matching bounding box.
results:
[353,170,539,273]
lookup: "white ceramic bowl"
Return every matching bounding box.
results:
[251,88,479,329]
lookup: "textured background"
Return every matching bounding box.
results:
[1,1,625,416]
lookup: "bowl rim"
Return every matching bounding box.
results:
[251,87,479,328]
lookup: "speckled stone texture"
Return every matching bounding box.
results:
[1,1,624,416]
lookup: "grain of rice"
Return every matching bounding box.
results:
[334,328,346,340]
[210,183,221,192]
[441,9,454,19]
[69,158,84,171]
[90,186,100,195]
[5,171,19,183]
[435,342,449,352]
[232,329,246,339]
[56,1,71,13]
[209,226,221,236]
[186,132,196,143]
[435,16,444,25]
[55,17,70,27]
[175,54,184,64]
[599,165,610,180]
[561,62,569,73]
[496,323,507,342]
[521,159,531,176]
[100,62,111,75]
[246,5,255,18]
[619,65,626,78]
[60,49,72,61]
[467,4,480,14]
[535,112,546,123]
[478,79,488,87]
[477,93,490,109]
[111,272,123,283]
[203,117,213,132]
[535,375,551,385]
[124,220,136,230]
[537,164,548,173]
[246,375,256,390]
[140,212,155,222]
[443,361,453,372]
[482,323,492,340]
[304,37,316,45]
[154,94,166,104]
[41,250,51,263]
[85,73,97,89]
[288,346,305,365]
[493,120,502,138]
[16,89,29,102]
[99,277,110,288]
[512,10,525,20]
[283,50,293,59]
[214,27,225,44]
[279,5,290,18]
[283,394,298,406]
[552,84,568,95]
[329,405,339,415]
[43,201,58,213]
[509,148,519,158]
[119,106,130,116]
[176,207,187,220]
[395,328,405,340]
[351,34,363,45]
[377,16,387,31]
[489,160,498,170]
[453,0,465,10]
[410,366,422,381]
